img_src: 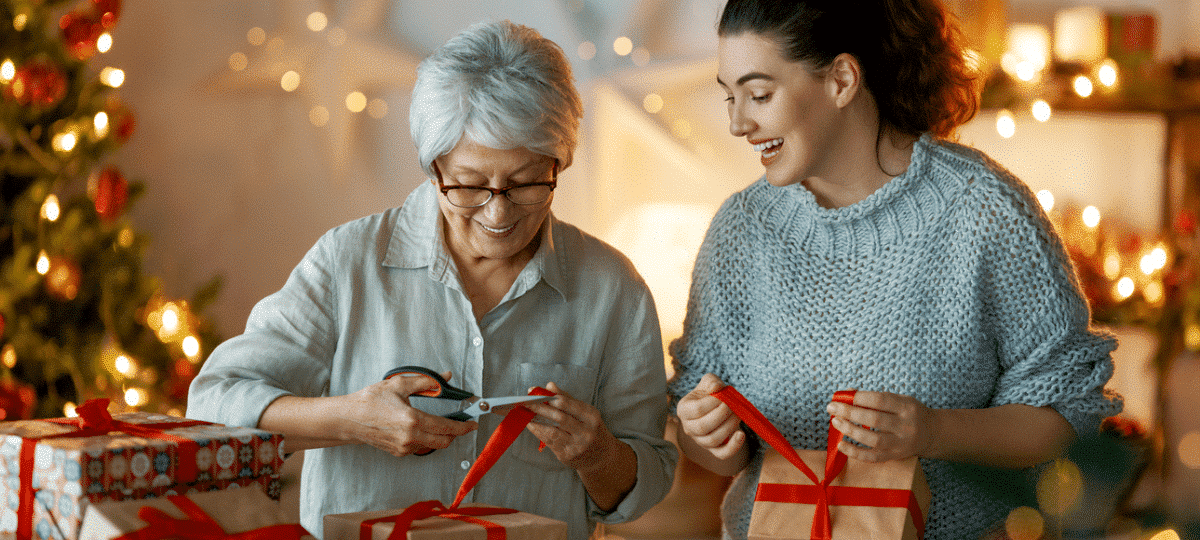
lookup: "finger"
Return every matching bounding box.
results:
[544,381,574,400]
[388,373,443,397]
[678,393,729,422]
[710,429,747,460]
[693,413,743,450]
[419,414,479,437]
[837,440,882,463]
[693,373,726,396]
[681,401,737,440]
[832,417,881,449]
[828,401,892,433]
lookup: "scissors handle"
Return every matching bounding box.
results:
[383,365,475,401]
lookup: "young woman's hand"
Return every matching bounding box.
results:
[825,390,937,462]
[677,373,746,460]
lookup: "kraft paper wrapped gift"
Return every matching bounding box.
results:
[324,503,567,540]
[0,399,285,540]
[748,449,930,540]
[77,486,312,540]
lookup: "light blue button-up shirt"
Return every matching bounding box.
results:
[187,182,677,539]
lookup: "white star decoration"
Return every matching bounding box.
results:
[206,0,420,175]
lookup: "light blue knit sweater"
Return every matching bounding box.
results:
[668,134,1122,540]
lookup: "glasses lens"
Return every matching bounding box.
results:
[446,187,491,208]
[506,184,553,205]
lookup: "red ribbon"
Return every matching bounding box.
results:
[112,494,310,540]
[15,398,214,540]
[712,387,925,540]
[359,387,555,540]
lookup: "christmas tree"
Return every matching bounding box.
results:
[0,0,221,419]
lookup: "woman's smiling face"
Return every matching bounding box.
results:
[434,137,555,264]
[718,32,842,187]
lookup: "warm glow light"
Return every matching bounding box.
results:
[1035,190,1055,212]
[577,41,596,61]
[115,354,136,376]
[1144,281,1164,305]
[280,71,300,92]
[13,14,27,31]
[643,93,664,114]
[307,12,328,32]
[161,304,180,334]
[1098,60,1118,87]
[36,251,50,275]
[1150,530,1182,540]
[100,67,124,88]
[124,387,148,407]
[996,110,1016,139]
[1104,252,1121,279]
[182,336,201,358]
[63,402,78,418]
[228,52,248,72]
[1005,507,1045,540]
[94,111,110,137]
[367,99,388,119]
[247,27,266,46]
[345,91,367,113]
[1015,61,1038,82]
[309,106,330,127]
[1073,75,1094,97]
[118,227,135,248]
[1081,206,1101,228]
[0,59,13,82]
[97,33,113,53]
[2,345,16,369]
[53,131,78,152]
[1115,277,1135,300]
[1037,459,1082,516]
[41,194,60,222]
[1004,24,1050,77]
[613,36,633,56]
[1186,324,1200,350]
[1031,100,1052,122]
[632,47,651,67]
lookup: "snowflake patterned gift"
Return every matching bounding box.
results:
[0,399,286,540]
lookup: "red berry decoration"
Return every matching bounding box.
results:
[94,0,121,28]
[60,10,104,60]
[93,166,129,221]
[0,377,37,421]
[4,60,68,108]
[105,98,136,143]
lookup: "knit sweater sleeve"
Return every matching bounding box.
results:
[970,166,1122,436]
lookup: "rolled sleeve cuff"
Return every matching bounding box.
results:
[587,438,678,524]
[188,377,294,430]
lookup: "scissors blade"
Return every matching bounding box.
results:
[459,395,551,419]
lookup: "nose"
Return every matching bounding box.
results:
[728,101,754,137]
[479,192,514,221]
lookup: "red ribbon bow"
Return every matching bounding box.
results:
[360,387,555,540]
[112,495,310,540]
[712,387,925,540]
[15,398,214,540]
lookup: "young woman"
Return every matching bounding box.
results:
[669,1,1121,538]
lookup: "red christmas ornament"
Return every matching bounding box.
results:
[60,10,104,60]
[105,98,136,143]
[1175,208,1197,236]
[3,60,68,107]
[94,0,121,29]
[0,378,37,421]
[93,166,129,221]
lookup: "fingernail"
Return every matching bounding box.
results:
[826,404,836,415]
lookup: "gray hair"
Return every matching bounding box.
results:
[409,20,584,178]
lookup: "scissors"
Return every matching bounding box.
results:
[383,365,550,422]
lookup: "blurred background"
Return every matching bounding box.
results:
[4,0,1200,538]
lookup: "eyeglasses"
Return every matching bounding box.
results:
[436,160,558,208]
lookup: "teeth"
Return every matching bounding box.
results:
[752,138,783,153]
[481,223,516,234]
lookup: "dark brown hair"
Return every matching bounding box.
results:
[718,0,977,138]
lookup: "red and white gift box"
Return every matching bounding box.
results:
[78,486,311,540]
[713,387,931,540]
[0,399,285,540]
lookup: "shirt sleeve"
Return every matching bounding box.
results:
[587,258,679,524]
[186,232,340,429]
[975,174,1123,436]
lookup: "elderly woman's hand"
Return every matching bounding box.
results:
[522,382,623,473]
[342,372,478,457]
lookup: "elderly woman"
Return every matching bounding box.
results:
[187,20,676,539]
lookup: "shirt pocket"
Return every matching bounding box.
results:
[513,362,600,471]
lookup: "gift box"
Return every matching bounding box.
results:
[713,387,931,540]
[749,449,930,540]
[324,502,567,540]
[0,399,285,540]
[78,486,311,540]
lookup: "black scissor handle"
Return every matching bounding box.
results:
[383,365,475,401]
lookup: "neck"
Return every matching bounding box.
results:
[804,117,918,209]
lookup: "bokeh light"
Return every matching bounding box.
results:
[1073,75,1094,97]
[247,27,266,46]
[1037,458,1082,517]
[613,36,633,56]
[577,41,596,61]
[1032,99,1052,122]
[1036,190,1054,212]
[643,93,664,114]
[307,12,328,32]
[1005,507,1044,540]
[1179,431,1200,469]
[996,110,1016,138]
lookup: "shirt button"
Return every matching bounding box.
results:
[472,337,482,347]
[460,460,471,470]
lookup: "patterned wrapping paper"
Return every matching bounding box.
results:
[0,411,285,540]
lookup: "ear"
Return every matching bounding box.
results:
[825,53,863,109]
[430,160,441,185]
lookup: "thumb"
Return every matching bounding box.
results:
[389,373,442,398]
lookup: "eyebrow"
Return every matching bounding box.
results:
[717,71,776,87]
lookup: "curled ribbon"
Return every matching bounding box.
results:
[112,494,310,540]
[359,386,556,540]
